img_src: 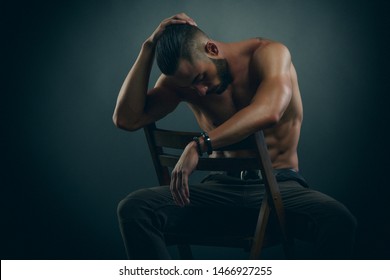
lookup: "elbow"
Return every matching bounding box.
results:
[262,88,291,127]
[267,113,281,126]
[112,113,126,129]
[112,113,123,129]
[250,114,279,133]
[112,112,141,132]
[254,113,280,129]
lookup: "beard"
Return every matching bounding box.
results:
[208,58,233,95]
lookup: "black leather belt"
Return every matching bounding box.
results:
[207,169,309,187]
[226,168,309,188]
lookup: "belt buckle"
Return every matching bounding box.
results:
[240,170,245,180]
[240,170,262,180]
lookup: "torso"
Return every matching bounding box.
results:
[178,38,303,170]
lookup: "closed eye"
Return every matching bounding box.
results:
[193,73,206,84]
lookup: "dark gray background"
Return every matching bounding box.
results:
[2,0,389,259]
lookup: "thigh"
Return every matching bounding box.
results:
[175,182,264,236]
[128,182,264,237]
[275,181,355,241]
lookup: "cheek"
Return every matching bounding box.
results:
[211,76,220,85]
[207,68,220,84]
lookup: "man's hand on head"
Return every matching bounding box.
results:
[146,13,197,46]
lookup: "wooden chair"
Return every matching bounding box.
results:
[144,122,293,259]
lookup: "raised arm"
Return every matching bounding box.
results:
[113,14,197,131]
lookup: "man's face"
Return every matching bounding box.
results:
[174,56,233,96]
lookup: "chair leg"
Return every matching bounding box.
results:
[250,193,270,259]
[177,244,193,259]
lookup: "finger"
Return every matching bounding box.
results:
[171,14,197,26]
[171,171,185,207]
[186,18,197,26]
[181,172,190,205]
[187,20,197,27]
[167,19,187,25]
[172,13,190,20]
[170,173,181,206]
[173,17,196,27]
[162,18,186,26]
[175,171,186,206]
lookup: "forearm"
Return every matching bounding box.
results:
[207,105,277,150]
[113,41,156,130]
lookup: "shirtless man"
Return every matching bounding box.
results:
[114,13,356,259]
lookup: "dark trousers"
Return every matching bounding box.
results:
[117,170,357,259]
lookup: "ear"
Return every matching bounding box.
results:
[205,41,219,57]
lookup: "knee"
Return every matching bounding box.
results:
[117,188,154,222]
[322,201,357,234]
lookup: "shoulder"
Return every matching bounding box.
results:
[253,40,291,63]
[251,40,292,76]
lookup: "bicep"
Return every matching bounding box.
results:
[251,43,293,118]
[251,76,292,117]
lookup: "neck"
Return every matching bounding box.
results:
[212,40,248,82]
[212,41,236,60]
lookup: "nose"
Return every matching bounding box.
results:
[193,84,208,96]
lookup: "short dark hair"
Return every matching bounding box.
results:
[156,24,206,75]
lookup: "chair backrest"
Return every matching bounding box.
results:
[143,122,292,259]
[144,123,267,184]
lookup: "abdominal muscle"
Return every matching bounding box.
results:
[208,118,301,171]
[263,118,301,171]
